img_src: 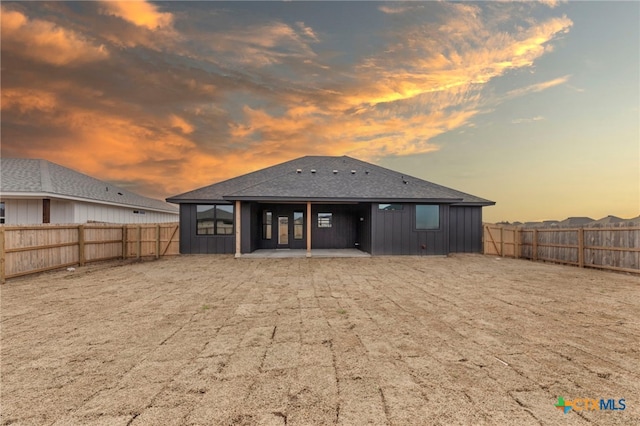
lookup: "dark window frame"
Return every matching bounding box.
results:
[415,205,440,230]
[293,211,304,239]
[318,212,332,228]
[263,211,272,240]
[0,201,5,224]
[196,204,234,236]
[378,203,403,211]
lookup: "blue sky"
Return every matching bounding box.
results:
[1,1,638,222]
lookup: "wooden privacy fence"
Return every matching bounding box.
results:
[0,223,179,282]
[484,224,640,274]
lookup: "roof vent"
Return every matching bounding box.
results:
[402,176,408,184]
[296,168,302,174]
[333,170,338,174]
[365,170,369,175]
[351,170,356,174]
[311,169,316,174]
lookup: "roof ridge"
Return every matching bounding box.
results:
[39,159,53,193]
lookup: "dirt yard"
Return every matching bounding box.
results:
[1,255,639,425]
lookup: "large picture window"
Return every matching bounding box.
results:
[196,204,234,235]
[416,205,440,230]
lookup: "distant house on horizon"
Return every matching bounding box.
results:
[0,158,178,225]
[167,155,495,256]
[557,216,595,228]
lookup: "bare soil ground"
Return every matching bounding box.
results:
[1,255,639,425]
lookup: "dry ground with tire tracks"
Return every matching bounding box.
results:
[1,255,639,425]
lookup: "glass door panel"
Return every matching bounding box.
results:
[278,216,289,245]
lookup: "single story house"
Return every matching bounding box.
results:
[167,155,495,256]
[0,158,178,225]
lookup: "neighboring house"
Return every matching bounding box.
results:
[166,155,495,256]
[0,158,178,225]
[557,216,595,228]
[588,215,625,227]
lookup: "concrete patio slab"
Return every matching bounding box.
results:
[239,249,371,258]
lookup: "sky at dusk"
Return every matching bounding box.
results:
[1,1,638,223]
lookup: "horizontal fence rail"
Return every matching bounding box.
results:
[483,224,640,274]
[0,223,179,282]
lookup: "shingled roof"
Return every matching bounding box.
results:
[167,156,494,206]
[1,158,178,213]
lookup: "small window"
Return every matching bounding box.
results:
[416,205,440,230]
[197,204,234,235]
[0,202,5,224]
[294,211,303,239]
[318,212,332,228]
[133,210,146,215]
[263,211,272,239]
[379,204,403,211]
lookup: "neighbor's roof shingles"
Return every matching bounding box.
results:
[167,156,494,205]
[1,158,178,213]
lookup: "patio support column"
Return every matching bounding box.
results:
[235,200,241,258]
[306,201,312,257]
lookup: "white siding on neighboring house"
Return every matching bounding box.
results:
[0,198,177,224]
[72,200,178,224]
[1,159,179,225]
[51,199,74,223]
[3,199,42,224]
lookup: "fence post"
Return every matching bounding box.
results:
[136,225,141,260]
[482,224,486,254]
[78,225,85,266]
[514,228,519,259]
[533,229,538,261]
[155,224,160,259]
[0,227,5,284]
[578,228,584,268]
[500,226,504,257]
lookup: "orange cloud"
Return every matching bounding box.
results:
[1,88,58,113]
[99,0,173,30]
[212,7,573,183]
[0,7,108,66]
[169,115,195,135]
[208,21,318,67]
[0,2,578,201]
[5,102,204,198]
[505,75,571,98]
[346,12,573,110]
[378,4,424,15]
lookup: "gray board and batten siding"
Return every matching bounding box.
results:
[179,203,235,254]
[180,202,484,256]
[168,156,494,256]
